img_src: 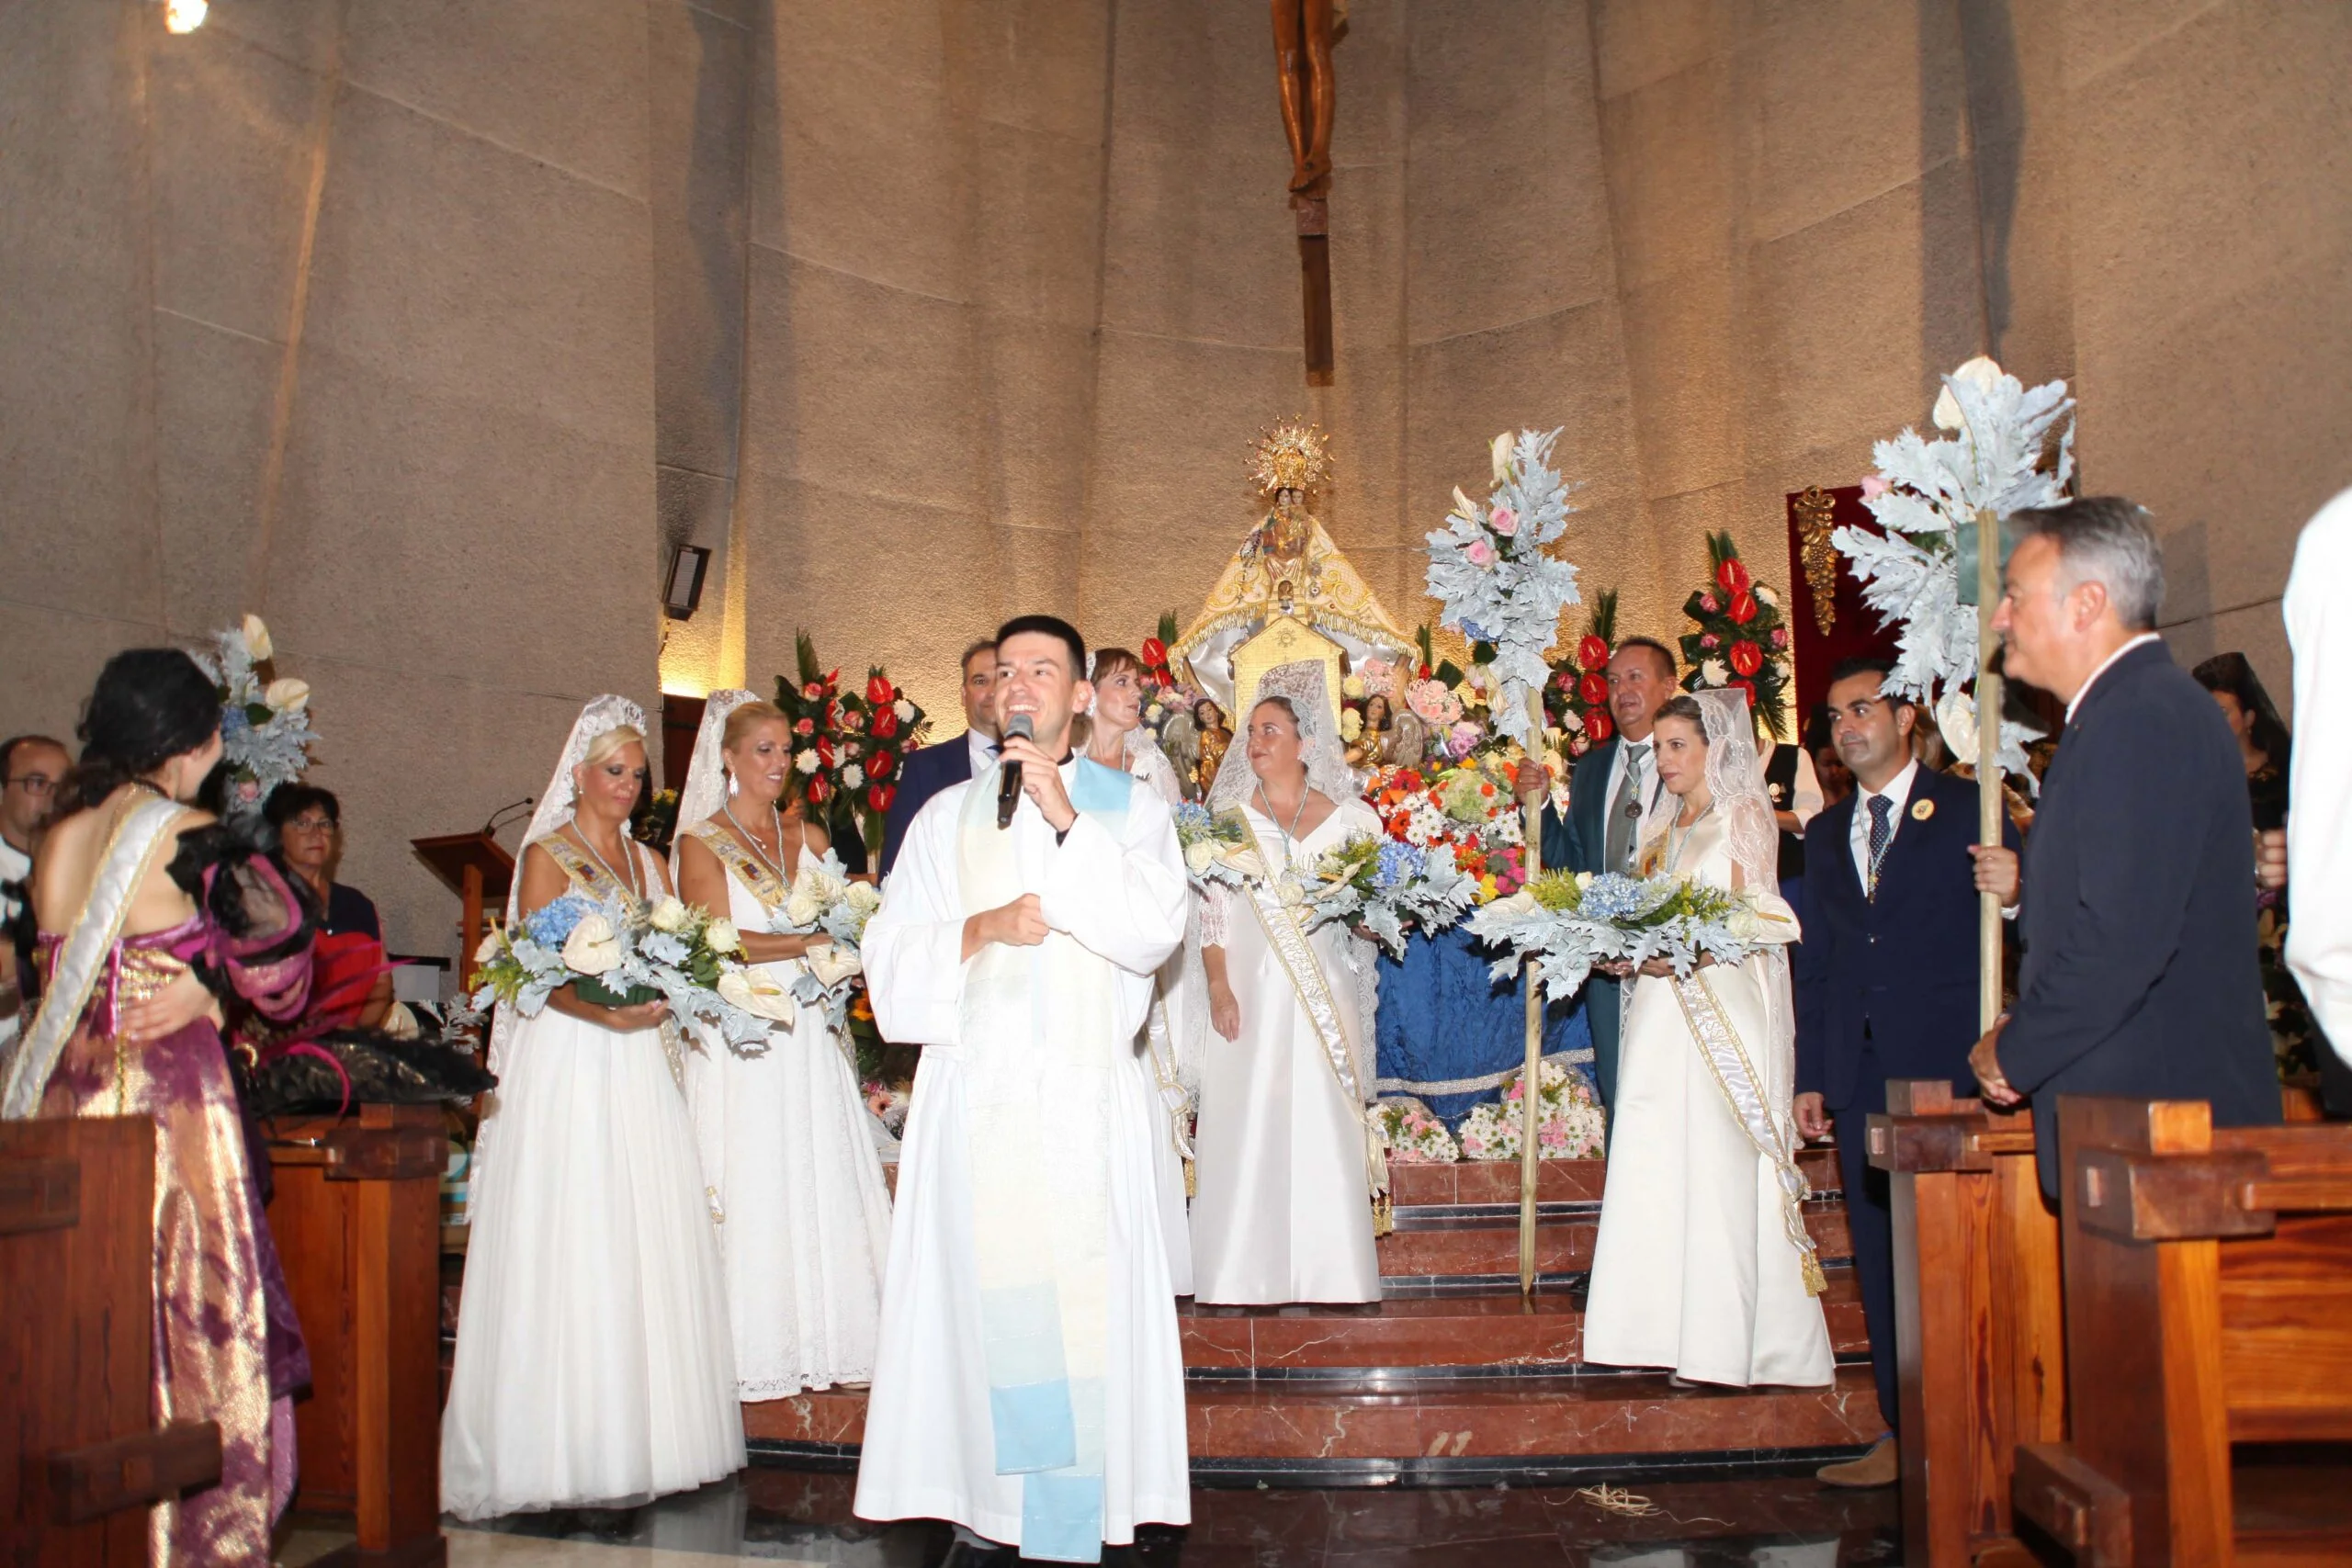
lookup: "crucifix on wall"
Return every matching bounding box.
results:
[1272,0,1342,386]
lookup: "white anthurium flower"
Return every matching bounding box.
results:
[1931,355,2007,433]
[263,677,309,713]
[242,614,273,661]
[705,917,741,954]
[648,896,690,933]
[1452,484,1478,522]
[794,750,820,774]
[1490,431,1514,485]
[1702,658,1729,686]
[807,944,864,988]
[561,914,621,976]
[718,967,797,1023]
[474,929,504,964]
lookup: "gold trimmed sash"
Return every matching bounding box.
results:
[685,820,859,1077]
[530,832,683,1092]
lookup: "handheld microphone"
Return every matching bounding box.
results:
[996,715,1033,829]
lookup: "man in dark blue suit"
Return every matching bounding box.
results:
[879,638,1002,879]
[1792,657,2018,1489]
[1968,498,2278,1186]
[1515,636,1679,1111]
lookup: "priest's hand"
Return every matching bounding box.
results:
[1969,844,2021,908]
[1000,734,1077,832]
[1793,1091,1830,1143]
[1970,1019,2020,1108]
[964,894,1049,958]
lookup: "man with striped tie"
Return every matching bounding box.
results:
[1791,657,2018,1489]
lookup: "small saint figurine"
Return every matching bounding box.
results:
[1193,699,1233,799]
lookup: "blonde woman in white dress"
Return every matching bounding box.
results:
[1082,649,1204,1295]
[1581,687,1833,1388]
[673,692,892,1399]
[443,697,743,1519]
[1191,662,1384,1305]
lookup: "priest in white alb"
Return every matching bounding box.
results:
[854,615,1192,1562]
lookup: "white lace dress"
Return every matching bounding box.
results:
[685,827,894,1399]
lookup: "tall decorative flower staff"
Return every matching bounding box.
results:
[1833,355,2075,1033]
[196,614,317,816]
[1425,427,1581,1299]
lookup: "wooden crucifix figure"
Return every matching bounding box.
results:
[1272,0,1340,385]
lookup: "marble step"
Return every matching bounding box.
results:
[1384,1146,1843,1211]
[1177,1271,1867,1375]
[744,1364,1886,1466]
[1376,1202,1852,1282]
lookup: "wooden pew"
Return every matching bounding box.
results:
[2,1117,222,1565]
[268,1102,448,1566]
[1868,1079,2066,1568]
[2012,1095,2352,1566]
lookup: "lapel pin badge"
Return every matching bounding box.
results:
[1911,798,1935,821]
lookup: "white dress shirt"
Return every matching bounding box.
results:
[966,728,1000,779]
[0,836,28,925]
[2285,488,2352,1065]
[1847,758,1919,892]
[1605,733,1657,818]
[2065,631,2164,724]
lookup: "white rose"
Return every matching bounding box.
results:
[242,614,273,661]
[1574,871,1594,890]
[1931,355,2006,433]
[1340,710,1363,740]
[1559,708,1584,733]
[808,945,864,988]
[1342,675,1366,700]
[718,967,797,1023]
[893,699,916,723]
[1184,840,1216,874]
[648,896,689,933]
[784,889,824,930]
[1753,584,1779,609]
[795,750,820,774]
[705,917,741,954]
[844,883,883,916]
[841,762,865,789]
[1490,431,1514,485]
[561,914,621,976]
[264,677,309,713]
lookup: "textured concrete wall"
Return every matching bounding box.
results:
[0,0,660,960]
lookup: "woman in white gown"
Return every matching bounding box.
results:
[1081,649,1204,1296]
[443,697,744,1519]
[672,693,893,1399]
[1582,688,1834,1388]
[1191,662,1385,1305]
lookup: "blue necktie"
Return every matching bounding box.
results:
[1866,794,1894,898]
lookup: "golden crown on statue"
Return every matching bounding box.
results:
[1248,420,1332,495]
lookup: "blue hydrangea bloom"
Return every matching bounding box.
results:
[1577,873,1649,921]
[220,705,254,739]
[1172,801,1213,834]
[1374,840,1426,892]
[525,895,591,947]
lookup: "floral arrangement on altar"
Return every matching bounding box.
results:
[1544,590,1618,759]
[1834,355,2074,780]
[1367,762,1526,901]
[1374,1097,1461,1164]
[1424,429,1582,749]
[774,632,929,857]
[752,849,884,1028]
[1678,534,1793,739]
[1456,1060,1606,1162]
[197,615,316,814]
[469,891,772,1050]
[1469,869,1794,998]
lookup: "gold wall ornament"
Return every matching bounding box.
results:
[1250,420,1332,496]
[1230,617,1347,736]
[1794,485,1841,635]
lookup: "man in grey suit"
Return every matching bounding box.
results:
[1513,636,1679,1111]
[1969,498,2278,1195]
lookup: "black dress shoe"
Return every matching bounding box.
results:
[938,1539,1020,1567]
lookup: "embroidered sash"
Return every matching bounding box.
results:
[534,832,684,1094]
[686,820,859,1072]
[2,796,185,1120]
[1668,971,1826,1296]
[956,758,1132,1563]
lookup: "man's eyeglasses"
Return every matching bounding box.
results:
[4,774,57,796]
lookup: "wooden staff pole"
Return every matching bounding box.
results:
[1518,691,1546,1300]
[1976,509,2004,1031]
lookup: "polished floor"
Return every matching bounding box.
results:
[278,1467,1900,1566]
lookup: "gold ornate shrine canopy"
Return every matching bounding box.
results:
[1230,615,1346,734]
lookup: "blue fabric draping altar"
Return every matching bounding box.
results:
[1374,926,1595,1128]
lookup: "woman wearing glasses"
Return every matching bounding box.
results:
[265,784,395,1029]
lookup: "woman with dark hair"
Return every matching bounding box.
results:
[5,648,314,1562]
[266,783,395,1031]
[2193,652,2291,830]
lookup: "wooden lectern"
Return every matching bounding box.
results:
[269,1104,447,1566]
[410,833,514,993]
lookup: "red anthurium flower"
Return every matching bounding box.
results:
[866,673,894,705]
[1577,634,1610,671]
[1728,640,1764,677]
[1140,637,1169,669]
[1729,591,1758,625]
[868,784,895,812]
[869,750,895,780]
[807,774,831,804]
[1717,556,1751,596]
[870,705,899,739]
[1730,676,1756,701]
[1586,710,1614,743]
[1578,671,1610,707]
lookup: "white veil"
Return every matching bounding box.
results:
[1204,661,1363,813]
[474,694,648,1192]
[669,688,758,877]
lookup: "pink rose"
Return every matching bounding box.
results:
[1770,626,1791,649]
[1488,504,1519,536]
[1700,634,1719,650]
[1465,538,1496,568]
[1700,592,1720,614]
[1860,475,1891,500]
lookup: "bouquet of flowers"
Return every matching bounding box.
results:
[1455,1060,1606,1161]
[1679,534,1793,739]
[755,848,885,1029]
[775,631,929,858]
[469,891,773,1050]
[1304,833,1479,957]
[1172,802,1259,892]
[195,614,316,815]
[1366,763,1527,903]
[1424,428,1582,749]
[1374,1097,1461,1164]
[1468,868,1795,999]
[1544,590,1618,759]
